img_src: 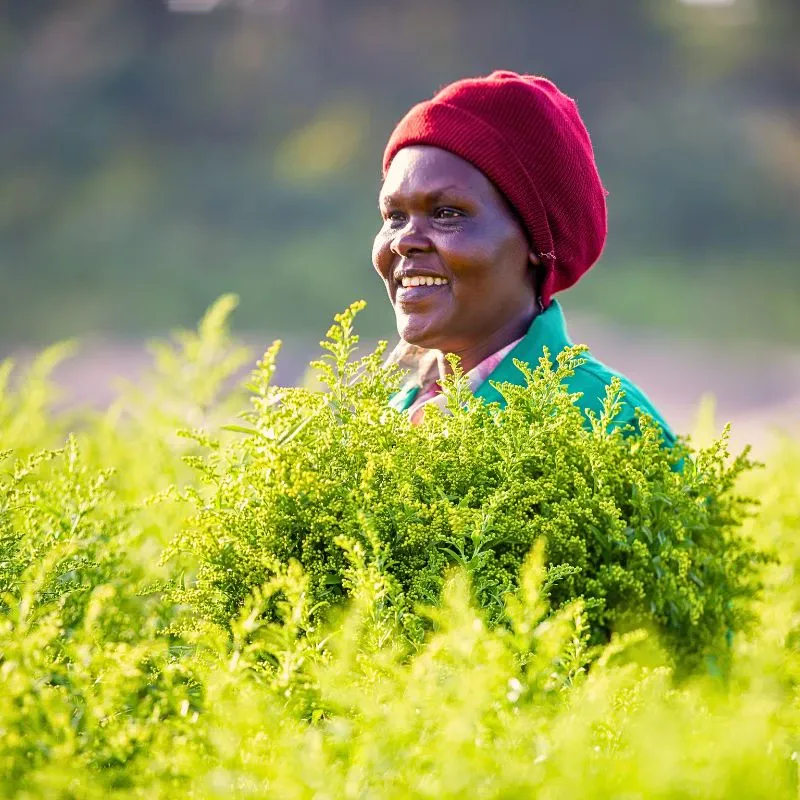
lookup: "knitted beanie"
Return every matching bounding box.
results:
[382,71,608,308]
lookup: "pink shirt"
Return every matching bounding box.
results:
[407,336,523,425]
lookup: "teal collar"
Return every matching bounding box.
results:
[473,300,571,405]
[389,301,571,412]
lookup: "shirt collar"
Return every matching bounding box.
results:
[388,300,572,413]
[405,333,523,424]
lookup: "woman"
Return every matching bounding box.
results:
[373,70,674,444]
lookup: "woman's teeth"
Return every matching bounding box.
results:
[400,276,449,288]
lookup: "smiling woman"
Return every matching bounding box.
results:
[374,71,674,441]
[374,146,536,365]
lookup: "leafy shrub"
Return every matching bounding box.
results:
[166,301,763,665]
[0,297,795,799]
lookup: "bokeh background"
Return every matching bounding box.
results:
[1,0,798,441]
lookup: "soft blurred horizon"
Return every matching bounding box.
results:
[1,0,798,438]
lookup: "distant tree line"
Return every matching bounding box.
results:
[0,0,797,343]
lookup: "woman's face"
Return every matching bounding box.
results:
[373,145,538,357]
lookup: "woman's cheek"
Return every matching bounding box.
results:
[371,235,390,281]
[438,245,484,289]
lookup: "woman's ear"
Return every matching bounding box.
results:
[528,252,545,312]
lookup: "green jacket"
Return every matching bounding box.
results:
[389,300,676,445]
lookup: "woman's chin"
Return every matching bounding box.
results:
[396,311,443,350]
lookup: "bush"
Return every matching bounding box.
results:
[166,301,763,666]
[0,297,794,799]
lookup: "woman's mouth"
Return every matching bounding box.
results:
[396,276,450,306]
[400,275,449,289]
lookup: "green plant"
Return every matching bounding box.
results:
[166,301,764,667]
[0,297,794,799]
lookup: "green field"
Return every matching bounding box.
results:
[1,299,798,798]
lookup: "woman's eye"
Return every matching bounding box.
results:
[384,210,406,226]
[435,207,463,220]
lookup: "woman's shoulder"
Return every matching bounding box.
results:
[567,354,676,443]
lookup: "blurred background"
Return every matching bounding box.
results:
[1,0,798,441]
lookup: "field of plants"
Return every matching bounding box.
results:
[1,296,798,799]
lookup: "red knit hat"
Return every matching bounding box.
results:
[382,71,608,308]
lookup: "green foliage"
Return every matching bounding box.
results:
[0,298,797,798]
[166,302,762,667]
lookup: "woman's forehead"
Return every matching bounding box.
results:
[380,145,492,202]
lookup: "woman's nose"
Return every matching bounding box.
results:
[390,220,433,258]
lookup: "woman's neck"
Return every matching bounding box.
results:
[435,304,539,379]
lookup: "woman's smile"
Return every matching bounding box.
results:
[396,279,449,306]
[394,268,451,307]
